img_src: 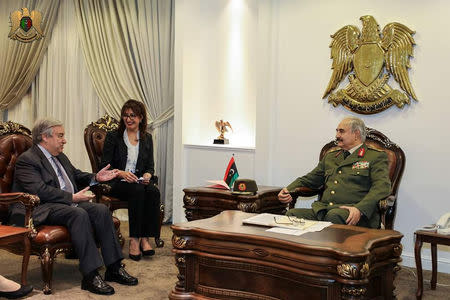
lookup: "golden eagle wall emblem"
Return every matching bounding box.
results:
[323,15,417,114]
[9,8,44,43]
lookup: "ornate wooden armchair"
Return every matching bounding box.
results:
[0,121,72,294]
[84,115,164,247]
[289,128,405,230]
[0,121,122,294]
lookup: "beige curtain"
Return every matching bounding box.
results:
[73,0,143,118]
[7,0,105,171]
[0,0,60,110]
[74,0,174,221]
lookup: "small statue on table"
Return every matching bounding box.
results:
[214,120,232,144]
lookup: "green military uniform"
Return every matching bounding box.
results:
[286,144,391,228]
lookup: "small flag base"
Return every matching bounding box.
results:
[213,138,229,144]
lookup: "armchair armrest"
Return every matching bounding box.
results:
[288,187,323,209]
[379,195,396,211]
[90,184,112,204]
[379,195,396,230]
[0,193,40,233]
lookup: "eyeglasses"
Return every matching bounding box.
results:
[273,216,305,226]
[122,113,137,120]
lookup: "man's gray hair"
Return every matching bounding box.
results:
[343,117,367,142]
[32,118,63,144]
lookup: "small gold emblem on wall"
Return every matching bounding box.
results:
[323,16,417,114]
[9,8,44,43]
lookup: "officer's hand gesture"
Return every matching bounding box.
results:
[278,188,293,203]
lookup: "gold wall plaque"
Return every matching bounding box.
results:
[9,8,44,43]
[323,16,417,114]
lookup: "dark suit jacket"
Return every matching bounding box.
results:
[10,145,94,225]
[100,130,155,178]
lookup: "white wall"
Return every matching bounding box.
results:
[174,0,450,273]
[180,0,257,147]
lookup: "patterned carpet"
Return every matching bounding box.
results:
[1,222,449,299]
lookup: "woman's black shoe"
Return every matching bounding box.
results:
[0,284,33,299]
[140,245,155,256]
[129,239,141,261]
[128,253,142,261]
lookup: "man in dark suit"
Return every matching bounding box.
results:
[11,118,138,295]
[278,117,391,228]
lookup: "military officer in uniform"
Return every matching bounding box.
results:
[278,117,390,228]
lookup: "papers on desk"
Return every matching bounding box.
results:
[243,213,332,236]
[120,177,145,183]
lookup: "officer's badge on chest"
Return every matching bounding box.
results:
[352,161,369,169]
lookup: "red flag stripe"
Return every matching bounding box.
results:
[223,157,235,181]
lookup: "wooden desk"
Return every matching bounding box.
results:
[170,210,403,300]
[183,186,285,221]
[0,225,31,285]
[414,230,450,299]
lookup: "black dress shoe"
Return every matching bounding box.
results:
[81,274,115,295]
[0,285,33,299]
[140,245,155,256]
[105,266,138,286]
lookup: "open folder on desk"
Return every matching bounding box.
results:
[206,180,230,190]
[243,213,332,235]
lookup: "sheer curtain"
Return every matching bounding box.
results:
[0,0,60,110]
[75,0,174,221]
[7,0,105,171]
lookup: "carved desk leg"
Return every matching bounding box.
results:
[341,285,367,299]
[414,233,423,300]
[338,262,369,299]
[183,195,197,221]
[171,234,192,299]
[174,254,186,293]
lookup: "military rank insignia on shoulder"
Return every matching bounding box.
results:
[331,148,342,157]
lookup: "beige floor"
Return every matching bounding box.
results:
[1,223,449,299]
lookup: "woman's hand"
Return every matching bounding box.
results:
[142,173,152,185]
[119,170,139,183]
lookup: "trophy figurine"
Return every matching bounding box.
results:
[214,120,232,144]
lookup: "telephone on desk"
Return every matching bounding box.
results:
[423,213,450,235]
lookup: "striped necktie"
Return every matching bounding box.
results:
[51,157,74,194]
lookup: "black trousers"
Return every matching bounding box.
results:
[45,202,123,275]
[109,180,161,238]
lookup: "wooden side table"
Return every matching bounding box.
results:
[183,186,285,221]
[414,230,450,299]
[0,225,31,285]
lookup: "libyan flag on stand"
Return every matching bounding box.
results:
[224,156,239,188]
